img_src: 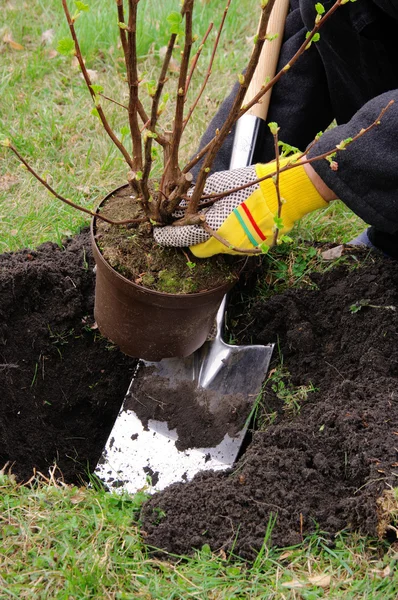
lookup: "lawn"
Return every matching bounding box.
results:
[1,1,395,598]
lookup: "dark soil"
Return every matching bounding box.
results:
[141,251,398,559]
[0,232,136,483]
[1,234,398,560]
[96,185,240,293]
[125,365,251,451]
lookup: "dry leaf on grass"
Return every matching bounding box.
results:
[279,550,294,560]
[0,174,19,191]
[308,574,331,588]
[41,29,55,45]
[3,32,23,50]
[70,489,86,504]
[282,574,331,589]
[370,565,391,578]
[321,245,344,260]
[2,32,24,50]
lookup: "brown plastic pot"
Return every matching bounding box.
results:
[91,186,235,361]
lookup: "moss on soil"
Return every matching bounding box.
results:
[95,185,241,294]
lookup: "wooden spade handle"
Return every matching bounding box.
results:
[245,0,290,120]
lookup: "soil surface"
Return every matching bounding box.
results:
[141,251,398,559]
[96,185,240,293]
[125,365,252,451]
[1,235,398,560]
[0,232,137,483]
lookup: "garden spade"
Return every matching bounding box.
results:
[95,296,273,493]
[94,0,289,494]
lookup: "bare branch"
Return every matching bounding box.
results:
[183,0,344,178]
[8,144,145,226]
[163,0,195,194]
[202,222,262,255]
[189,100,394,203]
[127,0,143,173]
[184,0,277,215]
[141,30,179,193]
[184,22,214,94]
[61,0,133,169]
[182,0,231,134]
[271,126,282,246]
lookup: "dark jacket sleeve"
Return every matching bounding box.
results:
[308,90,398,234]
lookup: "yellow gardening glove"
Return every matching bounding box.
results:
[154,155,328,258]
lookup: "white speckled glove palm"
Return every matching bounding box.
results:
[154,155,328,258]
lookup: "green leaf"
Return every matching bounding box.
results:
[280,235,293,244]
[135,171,143,181]
[57,38,75,55]
[278,141,300,156]
[226,566,241,576]
[315,3,325,15]
[75,0,89,10]
[118,21,128,30]
[273,216,284,229]
[312,33,321,42]
[91,107,100,118]
[268,121,279,135]
[259,242,270,254]
[90,84,103,95]
[167,11,184,35]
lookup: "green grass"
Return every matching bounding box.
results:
[2,473,398,599]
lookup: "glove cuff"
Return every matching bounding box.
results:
[256,155,329,225]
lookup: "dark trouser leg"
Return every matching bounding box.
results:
[302,0,398,256]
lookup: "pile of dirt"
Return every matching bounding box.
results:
[141,252,398,559]
[0,232,136,483]
[1,234,397,559]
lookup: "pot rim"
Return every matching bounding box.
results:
[91,183,237,299]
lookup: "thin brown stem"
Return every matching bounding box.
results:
[191,100,394,204]
[100,93,128,111]
[236,0,344,120]
[61,0,133,169]
[182,0,231,134]
[271,128,282,246]
[183,0,344,178]
[184,22,214,94]
[127,0,143,174]
[8,145,144,226]
[202,223,262,254]
[163,0,194,195]
[116,0,129,60]
[141,31,178,193]
[184,0,277,216]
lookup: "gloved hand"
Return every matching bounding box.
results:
[154,155,329,258]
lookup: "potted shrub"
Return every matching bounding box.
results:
[2,0,390,360]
